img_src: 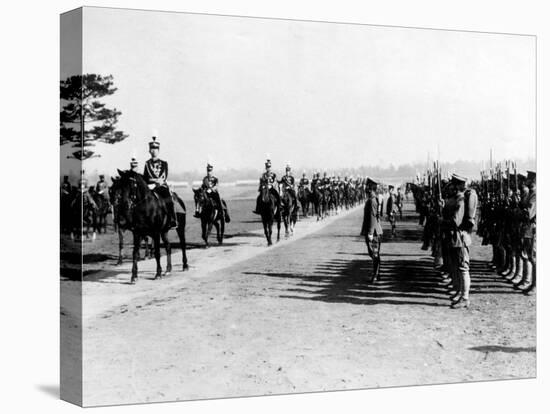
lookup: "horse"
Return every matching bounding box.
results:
[114,169,188,284]
[110,178,154,265]
[297,185,311,218]
[90,188,111,234]
[281,186,298,237]
[312,184,325,221]
[60,186,75,234]
[193,188,225,247]
[259,183,281,246]
[70,190,97,240]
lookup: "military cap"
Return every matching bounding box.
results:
[517,173,526,181]
[527,170,536,181]
[285,162,292,171]
[149,136,160,149]
[451,173,467,184]
[388,185,394,190]
[130,157,138,168]
[99,174,105,179]
[367,177,378,187]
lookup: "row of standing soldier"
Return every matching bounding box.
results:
[411,161,536,309]
[476,163,536,294]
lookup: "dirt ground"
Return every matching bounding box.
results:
[61,202,536,407]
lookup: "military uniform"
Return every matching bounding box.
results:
[443,174,477,309]
[253,160,281,214]
[362,178,383,281]
[386,186,398,236]
[396,188,404,219]
[143,136,176,227]
[515,171,536,291]
[61,177,72,196]
[95,176,109,201]
[197,164,231,222]
[78,173,97,210]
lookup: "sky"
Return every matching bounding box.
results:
[61,7,536,177]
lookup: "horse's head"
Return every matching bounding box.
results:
[260,184,272,203]
[113,169,145,228]
[193,187,207,204]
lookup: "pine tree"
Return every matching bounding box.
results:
[60,74,128,160]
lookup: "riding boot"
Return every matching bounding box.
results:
[253,196,261,214]
[516,261,532,290]
[168,202,177,228]
[503,254,515,277]
[510,259,524,284]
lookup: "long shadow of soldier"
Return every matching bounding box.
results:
[243,256,522,307]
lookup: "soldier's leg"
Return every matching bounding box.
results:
[517,238,533,290]
[253,193,261,214]
[451,246,470,308]
[159,187,176,227]
[512,239,528,285]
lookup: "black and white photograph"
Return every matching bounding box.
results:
[57,6,539,407]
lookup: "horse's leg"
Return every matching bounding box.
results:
[218,218,224,245]
[117,228,124,265]
[161,231,172,275]
[131,232,140,284]
[176,213,189,271]
[263,217,272,246]
[277,215,281,242]
[153,233,162,279]
[202,218,209,247]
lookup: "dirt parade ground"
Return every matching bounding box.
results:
[61,201,536,407]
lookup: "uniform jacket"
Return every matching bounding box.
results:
[280,174,295,188]
[143,158,168,187]
[202,175,218,191]
[363,193,383,236]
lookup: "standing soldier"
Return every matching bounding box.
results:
[443,174,478,309]
[143,136,177,228]
[253,157,280,214]
[386,185,398,237]
[361,178,383,281]
[515,171,536,293]
[396,187,404,220]
[196,162,230,222]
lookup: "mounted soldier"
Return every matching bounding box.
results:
[195,161,230,222]
[279,162,296,199]
[299,171,310,188]
[77,170,97,210]
[129,157,139,173]
[95,174,110,202]
[253,157,280,215]
[143,136,177,228]
[61,175,72,197]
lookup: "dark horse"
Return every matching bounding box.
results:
[297,186,312,218]
[193,188,225,247]
[115,169,188,284]
[312,184,325,221]
[110,177,154,265]
[281,186,298,237]
[70,190,97,240]
[90,188,111,234]
[259,184,281,246]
